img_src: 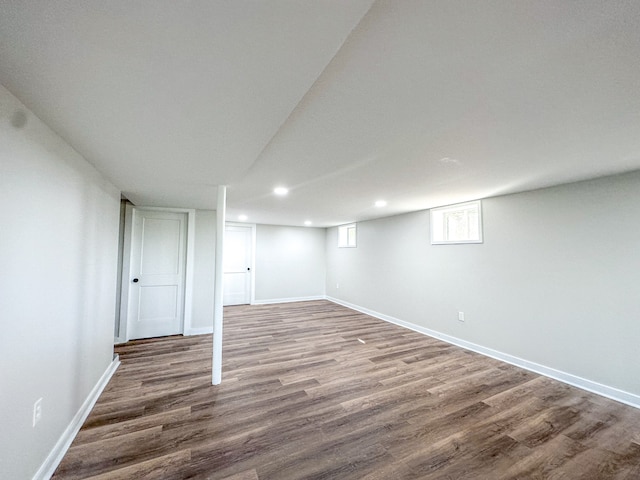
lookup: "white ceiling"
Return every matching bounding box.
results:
[2,1,640,227]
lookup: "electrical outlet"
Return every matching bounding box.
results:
[458,311,465,322]
[336,283,340,289]
[33,398,43,427]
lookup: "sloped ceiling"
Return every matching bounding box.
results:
[2,1,640,227]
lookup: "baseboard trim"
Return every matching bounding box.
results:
[326,296,640,410]
[33,355,121,480]
[252,295,326,305]
[184,326,213,336]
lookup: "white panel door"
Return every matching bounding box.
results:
[223,225,252,306]
[128,209,187,339]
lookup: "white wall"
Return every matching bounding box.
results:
[255,225,326,302]
[326,171,640,399]
[191,209,216,330]
[0,85,120,478]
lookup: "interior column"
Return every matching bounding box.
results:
[212,185,226,385]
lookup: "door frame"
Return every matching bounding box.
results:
[225,222,256,305]
[116,205,196,343]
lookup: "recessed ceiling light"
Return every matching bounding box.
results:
[238,215,248,221]
[375,200,387,207]
[439,157,460,165]
[304,220,312,226]
[274,187,289,196]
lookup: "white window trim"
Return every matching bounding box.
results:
[430,200,483,245]
[338,223,357,248]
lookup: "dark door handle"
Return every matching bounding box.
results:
[132,278,139,283]
[247,267,251,271]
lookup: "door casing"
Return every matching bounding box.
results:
[223,223,255,305]
[116,205,195,343]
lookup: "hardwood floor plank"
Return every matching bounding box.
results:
[220,470,259,480]
[55,426,164,479]
[84,449,191,480]
[75,407,192,444]
[52,300,640,479]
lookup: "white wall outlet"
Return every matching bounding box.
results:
[33,398,43,427]
[458,311,465,322]
[336,283,340,289]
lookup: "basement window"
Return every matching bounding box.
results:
[338,223,357,248]
[431,201,483,244]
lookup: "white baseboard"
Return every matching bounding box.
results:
[34,355,121,480]
[252,295,326,305]
[184,326,213,336]
[326,296,640,410]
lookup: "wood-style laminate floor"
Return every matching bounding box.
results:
[53,300,640,479]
